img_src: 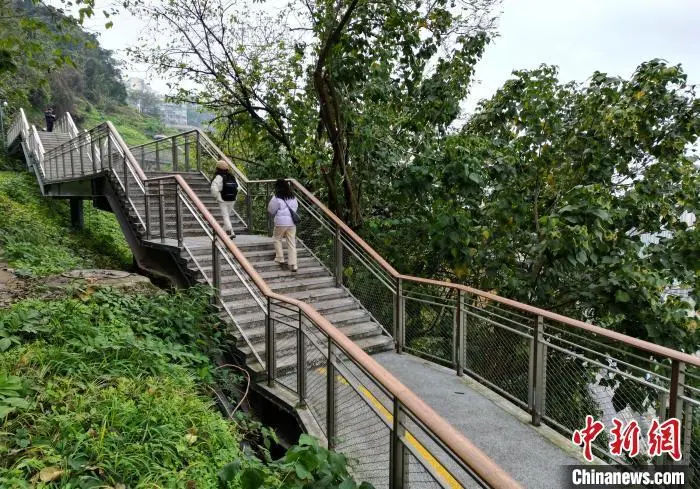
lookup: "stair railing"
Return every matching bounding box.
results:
[137,172,523,489]
[5,108,45,176]
[167,131,698,473]
[128,131,252,230]
[6,108,30,149]
[55,112,79,138]
[123,127,700,474]
[270,176,700,471]
[39,121,699,474]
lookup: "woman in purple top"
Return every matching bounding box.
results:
[267,179,299,272]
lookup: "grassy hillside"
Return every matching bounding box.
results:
[0,287,244,488]
[77,101,179,146]
[0,161,374,489]
[0,170,131,275]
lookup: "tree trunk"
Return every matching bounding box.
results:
[312,0,363,228]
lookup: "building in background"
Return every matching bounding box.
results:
[159,102,188,127]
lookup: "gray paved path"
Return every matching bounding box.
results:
[373,351,580,489]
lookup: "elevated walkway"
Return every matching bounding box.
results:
[6,109,699,489]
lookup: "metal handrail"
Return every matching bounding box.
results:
[167,173,523,489]
[257,177,700,368]
[55,112,79,138]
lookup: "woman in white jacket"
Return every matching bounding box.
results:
[267,179,299,272]
[210,160,238,238]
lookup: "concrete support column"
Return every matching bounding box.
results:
[70,198,84,230]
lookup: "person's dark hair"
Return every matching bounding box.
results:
[274,179,294,200]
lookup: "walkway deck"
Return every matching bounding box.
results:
[374,352,581,488]
[155,235,583,488]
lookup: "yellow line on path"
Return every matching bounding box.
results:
[316,368,462,488]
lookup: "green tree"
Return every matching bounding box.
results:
[0,0,122,117]
[397,60,699,351]
[126,0,500,227]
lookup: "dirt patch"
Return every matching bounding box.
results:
[0,265,155,307]
[0,261,29,308]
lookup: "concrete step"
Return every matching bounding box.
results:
[218,276,335,300]
[138,216,246,233]
[227,294,357,317]
[247,335,394,377]
[196,265,329,284]
[232,307,371,333]
[237,321,387,363]
[186,243,289,260]
[185,254,316,271]
[231,310,381,346]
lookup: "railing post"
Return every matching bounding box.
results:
[107,135,113,170]
[175,186,183,247]
[668,360,685,424]
[394,278,405,354]
[266,298,275,387]
[184,137,190,171]
[212,235,221,300]
[333,225,343,287]
[62,149,66,178]
[158,180,166,242]
[454,290,465,376]
[91,136,97,172]
[326,341,336,450]
[144,182,151,240]
[124,156,129,199]
[155,139,160,171]
[69,146,74,178]
[172,137,178,172]
[531,315,547,426]
[79,140,85,175]
[297,309,306,407]
[245,190,253,232]
[389,398,408,489]
[141,146,145,170]
[195,132,201,172]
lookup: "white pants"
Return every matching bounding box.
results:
[218,201,235,233]
[273,226,297,267]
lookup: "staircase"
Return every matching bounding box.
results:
[116,168,393,375]
[37,131,71,152]
[140,172,394,377]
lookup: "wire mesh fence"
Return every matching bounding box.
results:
[295,191,335,272]
[685,365,700,488]
[395,279,699,480]
[340,232,395,336]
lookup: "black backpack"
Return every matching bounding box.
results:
[220,173,238,201]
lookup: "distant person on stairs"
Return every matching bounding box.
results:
[44,108,56,132]
[268,179,299,272]
[210,160,238,238]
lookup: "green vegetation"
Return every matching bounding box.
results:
[0,287,242,488]
[0,160,373,488]
[0,170,132,275]
[1,0,123,116]
[79,102,173,146]
[0,0,174,147]
[0,286,375,488]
